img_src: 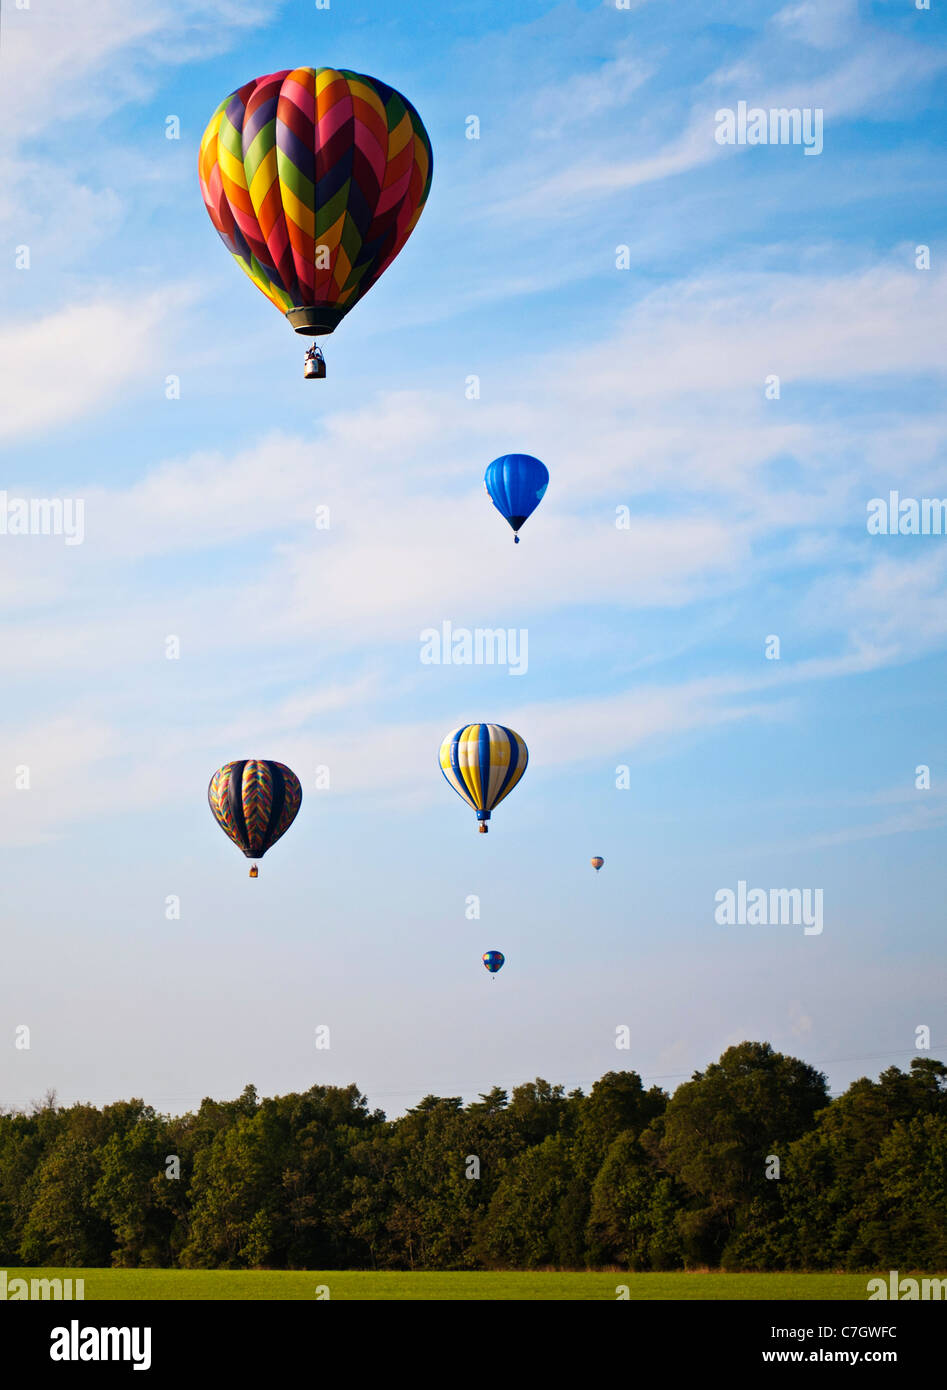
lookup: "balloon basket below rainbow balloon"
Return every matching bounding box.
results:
[249,865,258,879]
[304,344,326,380]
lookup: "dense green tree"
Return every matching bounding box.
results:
[481,1133,580,1268]
[862,1114,947,1268]
[350,1093,510,1270]
[18,1132,113,1265]
[588,1131,684,1269]
[0,1096,64,1262]
[650,1042,829,1266]
[577,1072,667,1161]
[181,1085,379,1268]
[92,1107,178,1267]
[506,1079,571,1149]
[2,1051,943,1273]
[774,1059,947,1269]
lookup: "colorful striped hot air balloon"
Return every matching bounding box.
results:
[439,724,528,833]
[482,950,505,975]
[198,68,433,375]
[484,454,549,543]
[591,857,604,871]
[208,760,302,877]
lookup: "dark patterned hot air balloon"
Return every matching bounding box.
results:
[591,857,604,871]
[482,951,505,975]
[198,67,433,376]
[208,759,302,877]
[439,724,528,832]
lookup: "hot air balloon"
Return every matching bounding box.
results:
[482,950,505,975]
[439,724,528,832]
[208,759,302,876]
[198,68,433,378]
[591,856,604,872]
[484,454,549,543]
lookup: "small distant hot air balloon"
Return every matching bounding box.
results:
[208,759,302,876]
[591,857,604,872]
[439,724,528,832]
[484,454,549,542]
[482,950,505,975]
[198,68,433,378]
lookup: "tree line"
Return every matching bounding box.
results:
[2,1042,945,1271]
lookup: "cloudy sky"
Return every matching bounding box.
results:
[2,0,946,1115]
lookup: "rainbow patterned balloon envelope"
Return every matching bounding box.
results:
[482,951,505,974]
[198,68,433,339]
[208,759,302,876]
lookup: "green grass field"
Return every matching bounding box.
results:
[7,1269,878,1300]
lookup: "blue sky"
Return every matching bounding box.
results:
[1,0,946,1115]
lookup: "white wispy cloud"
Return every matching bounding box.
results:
[483,4,947,225]
[0,289,196,443]
[1,0,272,141]
[0,211,943,848]
[2,257,944,651]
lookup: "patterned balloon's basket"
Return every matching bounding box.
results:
[249,864,258,878]
[304,345,326,380]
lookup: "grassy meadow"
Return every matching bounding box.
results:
[7,1269,877,1300]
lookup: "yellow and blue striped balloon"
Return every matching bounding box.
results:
[439,723,528,832]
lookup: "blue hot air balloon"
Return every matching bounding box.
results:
[484,454,549,543]
[482,950,505,975]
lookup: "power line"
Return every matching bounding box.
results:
[7,1039,941,1112]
